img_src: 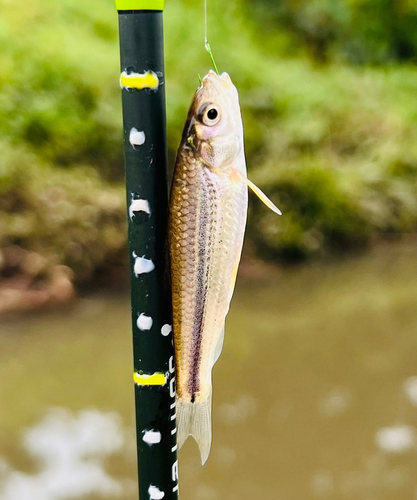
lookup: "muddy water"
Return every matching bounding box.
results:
[0,241,416,500]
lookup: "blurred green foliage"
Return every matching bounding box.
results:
[247,0,417,63]
[0,0,416,286]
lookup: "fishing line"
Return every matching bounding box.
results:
[204,0,219,74]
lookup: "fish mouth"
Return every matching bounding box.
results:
[197,70,237,109]
[202,70,232,89]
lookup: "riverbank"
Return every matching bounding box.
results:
[0,236,414,317]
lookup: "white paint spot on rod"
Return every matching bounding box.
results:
[168,356,175,374]
[137,313,153,331]
[161,324,172,337]
[129,198,150,220]
[169,378,175,398]
[172,461,179,481]
[133,253,155,276]
[143,430,161,445]
[129,128,145,148]
[148,485,165,500]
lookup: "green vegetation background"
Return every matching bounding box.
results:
[1,0,417,287]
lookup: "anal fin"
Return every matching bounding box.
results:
[212,324,225,366]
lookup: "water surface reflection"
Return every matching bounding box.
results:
[0,241,416,500]
[0,408,131,500]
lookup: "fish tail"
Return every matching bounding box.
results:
[176,390,212,465]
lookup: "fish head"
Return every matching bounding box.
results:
[185,70,244,171]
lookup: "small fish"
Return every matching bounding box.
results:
[168,70,281,464]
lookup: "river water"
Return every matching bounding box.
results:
[0,240,416,500]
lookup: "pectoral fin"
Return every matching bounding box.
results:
[232,169,282,215]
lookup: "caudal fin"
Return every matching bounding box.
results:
[176,391,212,465]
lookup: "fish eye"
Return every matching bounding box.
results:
[207,108,218,120]
[200,104,221,126]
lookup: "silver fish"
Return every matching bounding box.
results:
[168,70,281,464]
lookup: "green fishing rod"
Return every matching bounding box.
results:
[115,1,178,498]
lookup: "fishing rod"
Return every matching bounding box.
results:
[115,1,179,499]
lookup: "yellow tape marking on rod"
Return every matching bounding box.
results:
[133,371,166,386]
[115,0,165,10]
[120,70,159,91]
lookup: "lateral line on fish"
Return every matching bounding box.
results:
[188,172,211,398]
[133,371,166,386]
